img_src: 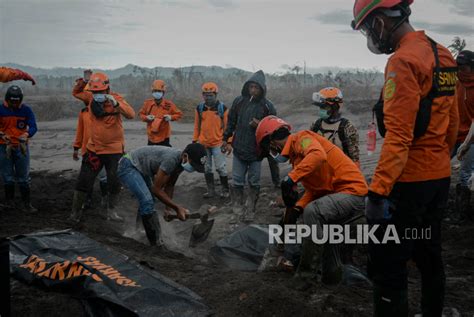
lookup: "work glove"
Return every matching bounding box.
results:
[146,114,155,122]
[13,68,36,85]
[281,176,299,208]
[365,193,391,224]
[73,149,80,161]
[163,114,172,122]
[106,94,119,107]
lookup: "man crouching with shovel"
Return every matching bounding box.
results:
[256,116,368,285]
[118,143,207,248]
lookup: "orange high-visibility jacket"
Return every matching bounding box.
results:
[456,80,474,143]
[281,130,368,208]
[139,98,182,143]
[192,105,230,147]
[72,79,135,154]
[72,108,92,156]
[370,31,459,197]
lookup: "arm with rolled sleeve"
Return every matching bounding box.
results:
[370,58,420,197]
[72,78,92,105]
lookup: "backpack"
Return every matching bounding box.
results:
[311,118,350,155]
[197,102,226,136]
[374,37,457,138]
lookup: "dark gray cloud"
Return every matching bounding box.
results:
[310,9,353,26]
[414,21,473,36]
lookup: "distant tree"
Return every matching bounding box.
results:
[448,37,467,58]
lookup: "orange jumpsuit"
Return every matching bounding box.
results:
[281,130,368,209]
[370,31,459,197]
[139,98,182,144]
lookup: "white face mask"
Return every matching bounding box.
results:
[181,161,195,173]
[152,91,163,100]
[270,150,289,163]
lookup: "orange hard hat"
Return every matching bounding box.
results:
[351,0,413,30]
[152,79,166,91]
[202,82,218,94]
[256,116,292,149]
[312,87,343,107]
[88,72,110,91]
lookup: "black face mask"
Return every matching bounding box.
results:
[90,100,119,118]
[204,95,217,106]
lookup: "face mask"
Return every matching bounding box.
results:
[271,151,289,163]
[204,95,217,105]
[319,109,330,120]
[93,93,107,103]
[152,92,163,100]
[181,161,195,173]
[367,35,383,55]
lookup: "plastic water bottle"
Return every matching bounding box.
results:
[367,122,376,156]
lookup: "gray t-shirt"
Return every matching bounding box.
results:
[128,146,182,177]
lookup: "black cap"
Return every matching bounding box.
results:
[183,143,207,173]
[457,50,474,67]
[5,85,23,103]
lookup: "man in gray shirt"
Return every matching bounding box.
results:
[118,143,207,247]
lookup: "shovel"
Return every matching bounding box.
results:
[163,212,215,247]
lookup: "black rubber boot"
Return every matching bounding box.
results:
[231,186,244,207]
[107,194,124,222]
[69,190,88,223]
[19,186,37,213]
[203,173,216,198]
[219,176,230,198]
[373,285,408,317]
[99,181,108,209]
[141,212,163,246]
[242,186,260,223]
[4,184,15,208]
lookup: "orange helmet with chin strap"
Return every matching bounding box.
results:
[256,116,292,151]
[312,87,343,109]
[351,0,413,54]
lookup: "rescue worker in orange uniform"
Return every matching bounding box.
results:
[139,80,182,147]
[453,50,474,218]
[0,86,38,212]
[192,82,230,198]
[72,69,108,210]
[256,116,368,284]
[69,72,135,224]
[0,67,36,85]
[310,87,360,165]
[352,0,459,315]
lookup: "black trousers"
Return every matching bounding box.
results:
[368,177,450,316]
[75,152,122,195]
[148,138,171,147]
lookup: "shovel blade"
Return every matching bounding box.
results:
[189,219,215,247]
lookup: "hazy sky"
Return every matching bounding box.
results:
[1,0,473,72]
